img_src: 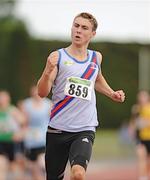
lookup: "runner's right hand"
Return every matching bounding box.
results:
[45,53,58,75]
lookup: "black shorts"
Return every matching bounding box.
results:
[45,127,95,180]
[25,146,45,161]
[0,142,15,161]
[140,140,150,153]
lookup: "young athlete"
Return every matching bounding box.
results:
[37,12,125,180]
[22,85,52,180]
[131,91,150,180]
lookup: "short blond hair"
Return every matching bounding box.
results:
[74,12,98,31]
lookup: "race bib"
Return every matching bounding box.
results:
[64,77,93,101]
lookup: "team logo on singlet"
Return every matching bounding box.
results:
[64,60,74,66]
[90,62,97,69]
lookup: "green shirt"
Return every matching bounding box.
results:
[0,107,16,142]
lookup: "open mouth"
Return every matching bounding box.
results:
[75,35,81,39]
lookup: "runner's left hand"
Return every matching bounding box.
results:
[111,90,125,103]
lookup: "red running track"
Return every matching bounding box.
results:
[64,161,138,180]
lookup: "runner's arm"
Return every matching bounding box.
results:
[37,51,59,97]
[95,52,125,103]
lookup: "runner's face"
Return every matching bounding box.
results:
[71,17,96,46]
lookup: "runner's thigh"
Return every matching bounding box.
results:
[69,131,95,170]
[45,132,70,180]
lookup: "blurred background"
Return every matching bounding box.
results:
[0,0,150,179]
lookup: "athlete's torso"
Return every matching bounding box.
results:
[23,98,51,148]
[0,106,19,142]
[139,103,150,140]
[48,48,100,132]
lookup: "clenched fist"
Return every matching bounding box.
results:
[45,53,58,75]
[111,90,125,103]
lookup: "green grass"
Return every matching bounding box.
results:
[92,130,136,161]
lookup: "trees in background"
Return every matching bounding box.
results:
[0,0,149,128]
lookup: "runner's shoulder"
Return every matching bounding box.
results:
[47,51,59,63]
[95,51,102,64]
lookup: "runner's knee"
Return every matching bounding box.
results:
[71,165,85,180]
[70,155,89,170]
